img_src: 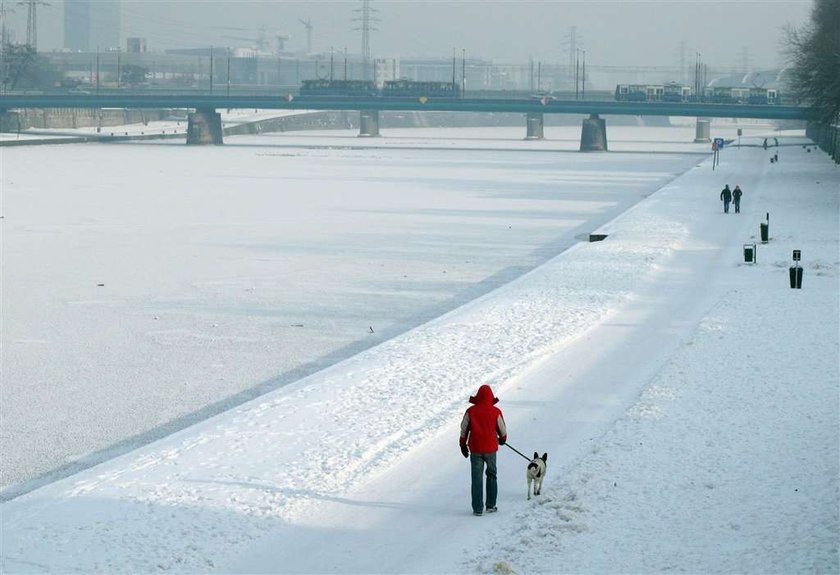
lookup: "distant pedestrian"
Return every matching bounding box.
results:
[733,185,743,213]
[720,184,732,213]
[460,384,507,516]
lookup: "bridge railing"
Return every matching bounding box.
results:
[2,87,618,102]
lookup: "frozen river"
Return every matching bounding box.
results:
[1,124,731,495]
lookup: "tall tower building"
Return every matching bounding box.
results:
[64,0,90,51]
[64,0,120,52]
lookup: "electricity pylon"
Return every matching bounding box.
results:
[17,0,49,51]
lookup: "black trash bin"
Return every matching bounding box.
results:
[760,222,769,243]
[743,243,756,263]
[789,265,803,289]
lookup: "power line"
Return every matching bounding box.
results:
[120,5,234,48]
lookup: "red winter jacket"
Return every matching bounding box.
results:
[459,385,507,453]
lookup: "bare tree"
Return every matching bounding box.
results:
[2,42,36,91]
[785,0,840,124]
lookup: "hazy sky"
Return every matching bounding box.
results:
[9,1,812,69]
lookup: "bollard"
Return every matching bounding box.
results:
[743,243,756,264]
[760,212,770,243]
[790,249,802,288]
[789,266,803,289]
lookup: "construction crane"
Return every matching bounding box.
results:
[298,18,312,54]
[211,25,289,55]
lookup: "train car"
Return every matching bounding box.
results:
[614,84,648,102]
[617,83,692,103]
[616,82,780,105]
[747,87,780,105]
[733,87,750,104]
[707,86,739,104]
[706,86,781,105]
[299,79,378,97]
[382,79,461,98]
[662,82,692,103]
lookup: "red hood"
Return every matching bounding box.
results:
[469,384,499,405]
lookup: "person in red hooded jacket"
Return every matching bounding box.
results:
[459,384,507,516]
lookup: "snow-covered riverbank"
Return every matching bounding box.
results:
[1,127,836,573]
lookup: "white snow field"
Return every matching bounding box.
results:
[1,124,710,494]
[1,125,838,573]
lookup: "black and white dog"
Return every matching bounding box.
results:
[527,452,547,500]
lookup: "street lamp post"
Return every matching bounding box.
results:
[695,52,702,99]
[462,48,466,95]
[452,48,457,88]
[582,50,586,99]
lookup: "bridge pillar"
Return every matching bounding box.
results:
[358,110,380,137]
[580,114,608,151]
[694,119,711,143]
[187,108,223,145]
[524,112,544,140]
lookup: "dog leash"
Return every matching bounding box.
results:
[504,442,532,462]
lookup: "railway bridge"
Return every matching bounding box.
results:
[0,93,815,148]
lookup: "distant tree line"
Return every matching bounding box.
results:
[785,0,840,124]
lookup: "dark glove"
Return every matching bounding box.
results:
[498,437,506,446]
[460,444,469,458]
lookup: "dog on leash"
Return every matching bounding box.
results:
[527,452,547,500]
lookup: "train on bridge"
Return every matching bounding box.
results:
[614,82,781,105]
[299,79,462,98]
[299,78,782,106]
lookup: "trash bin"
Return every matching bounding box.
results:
[789,266,803,289]
[743,243,756,263]
[760,222,769,243]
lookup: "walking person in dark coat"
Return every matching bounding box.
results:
[720,184,732,213]
[460,384,507,516]
[732,185,743,213]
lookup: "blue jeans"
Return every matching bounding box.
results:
[734,200,740,213]
[470,452,497,513]
[723,200,730,213]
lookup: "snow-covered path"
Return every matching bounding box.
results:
[1,133,837,573]
[225,135,837,574]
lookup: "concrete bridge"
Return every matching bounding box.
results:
[0,94,815,149]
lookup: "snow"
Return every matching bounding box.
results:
[2,109,318,141]
[1,123,708,494]
[1,123,837,573]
